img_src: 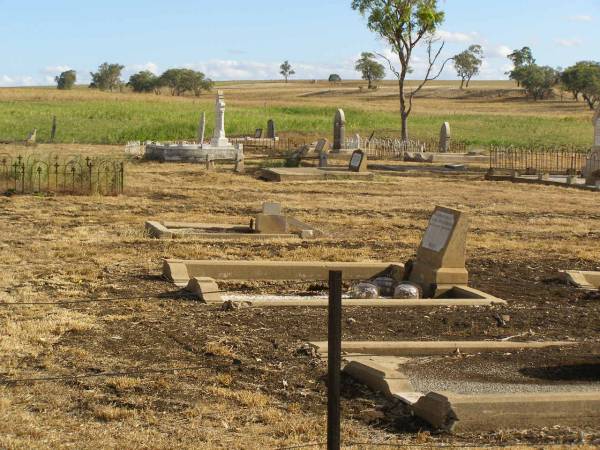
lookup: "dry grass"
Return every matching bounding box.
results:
[0,142,598,448]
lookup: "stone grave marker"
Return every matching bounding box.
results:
[255,202,288,234]
[262,202,282,215]
[348,150,367,172]
[439,122,451,152]
[408,206,469,297]
[315,138,329,155]
[211,90,229,147]
[333,108,346,151]
[267,119,276,139]
[254,128,263,139]
[583,110,600,184]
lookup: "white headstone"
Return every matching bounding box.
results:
[439,122,451,152]
[421,210,455,252]
[211,91,230,147]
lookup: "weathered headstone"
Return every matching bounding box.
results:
[348,150,367,172]
[267,119,276,139]
[254,128,263,139]
[348,134,361,149]
[234,153,245,173]
[333,109,346,151]
[25,128,37,146]
[314,138,329,155]
[262,202,282,215]
[198,112,206,145]
[211,91,230,147]
[439,122,451,153]
[583,110,600,184]
[409,206,469,297]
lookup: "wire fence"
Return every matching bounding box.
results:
[488,146,592,174]
[0,154,125,195]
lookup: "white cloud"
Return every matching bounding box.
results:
[568,14,592,22]
[42,65,72,75]
[0,75,36,87]
[435,30,480,44]
[554,38,583,47]
[125,62,159,75]
[484,44,512,59]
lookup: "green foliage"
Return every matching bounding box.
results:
[158,69,213,96]
[55,70,77,90]
[351,0,446,139]
[89,63,124,92]
[128,71,159,94]
[280,61,295,83]
[453,45,483,89]
[561,61,600,110]
[507,47,536,86]
[520,65,559,100]
[328,74,342,83]
[355,52,385,88]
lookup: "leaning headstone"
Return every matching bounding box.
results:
[333,109,346,151]
[314,138,329,155]
[409,206,469,297]
[267,119,276,139]
[25,128,37,146]
[348,150,368,172]
[439,122,451,153]
[254,128,263,139]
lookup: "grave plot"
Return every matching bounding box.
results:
[486,112,600,191]
[145,202,323,240]
[162,206,506,307]
[257,149,374,182]
[557,270,600,291]
[311,341,600,432]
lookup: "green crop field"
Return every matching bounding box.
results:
[0,81,595,148]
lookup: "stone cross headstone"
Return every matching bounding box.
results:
[254,128,263,139]
[333,109,346,151]
[409,206,469,297]
[267,119,276,139]
[211,91,230,147]
[348,150,367,172]
[198,112,206,146]
[439,122,451,153]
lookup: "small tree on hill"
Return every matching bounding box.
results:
[507,47,535,87]
[280,61,295,83]
[328,74,342,84]
[355,52,385,89]
[158,68,213,96]
[55,70,77,90]
[561,61,600,109]
[89,63,124,91]
[128,70,160,93]
[453,45,483,89]
[520,65,558,100]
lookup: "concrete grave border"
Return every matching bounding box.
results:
[309,341,600,432]
[558,270,600,290]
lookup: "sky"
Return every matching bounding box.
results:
[0,0,599,86]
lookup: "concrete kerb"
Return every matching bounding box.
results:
[316,341,598,432]
[558,270,600,290]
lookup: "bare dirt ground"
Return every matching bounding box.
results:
[1,143,599,449]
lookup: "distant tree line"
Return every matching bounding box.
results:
[54,63,213,96]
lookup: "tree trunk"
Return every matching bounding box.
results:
[466,76,472,88]
[399,78,408,140]
[460,78,465,90]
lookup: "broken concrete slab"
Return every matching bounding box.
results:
[558,270,600,290]
[185,277,222,303]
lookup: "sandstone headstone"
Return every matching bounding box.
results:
[333,109,346,151]
[349,150,367,172]
[254,128,263,139]
[254,214,288,234]
[409,206,469,297]
[314,138,329,155]
[262,202,282,215]
[267,119,276,139]
[211,91,230,147]
[234,153,245,173]
[439,122,451,153]
[185,277,221,303]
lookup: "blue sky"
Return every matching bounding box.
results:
[0,0,598,86]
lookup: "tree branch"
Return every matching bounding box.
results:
[375,52,400,79]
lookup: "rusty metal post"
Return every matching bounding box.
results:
[328,270,342,450]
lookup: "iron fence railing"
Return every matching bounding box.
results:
[0,154,124,195]
[488,146,591,174]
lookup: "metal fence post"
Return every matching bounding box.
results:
[328,270,342,450]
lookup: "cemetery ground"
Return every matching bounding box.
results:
[0,80,595,148]
[1,143,599,448]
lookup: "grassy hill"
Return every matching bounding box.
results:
[0,80,595,148]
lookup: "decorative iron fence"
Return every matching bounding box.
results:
[0,155,124,195]
[488,146,590,175]
[357,137,468,159]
